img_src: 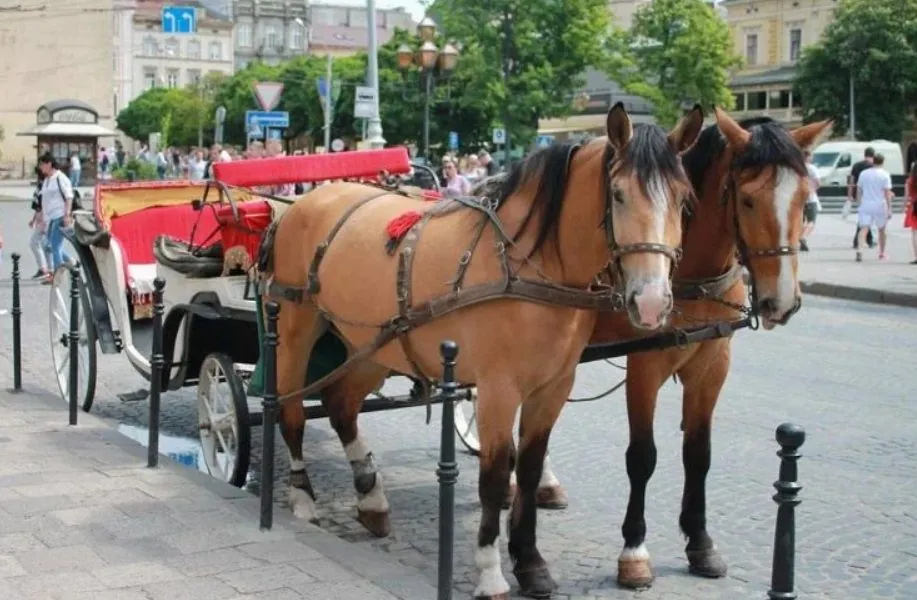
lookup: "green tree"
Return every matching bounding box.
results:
[116,87,210,147]
[427,0,610,149]
[211,62,283,143]
[794,0,917,140]
[610,0,741,127]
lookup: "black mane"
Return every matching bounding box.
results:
[496,124,687,258]
[683,116,808,193]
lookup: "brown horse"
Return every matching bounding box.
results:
[518,109,832,593]
[262,102,704,599]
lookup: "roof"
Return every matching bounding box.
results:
[134,0,232,25]
[18,122,118,138]
[38,99,98,117]
[730,65,797,87]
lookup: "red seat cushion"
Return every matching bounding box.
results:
[109,203,220,265]
[215,200,273,263]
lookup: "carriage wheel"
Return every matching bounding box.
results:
[49,266,97,412]
[197,353,251,487]
[453,389,481,456]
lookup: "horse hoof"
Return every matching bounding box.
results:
[357,509,391,538]
[502,482,517,509]
[514,565,557,599]
[473,594,509,600]
[687,548,728,578]
[616,558,654,589]
[535,485,568,510]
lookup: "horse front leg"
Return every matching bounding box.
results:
[508,374,573,599]
[617,353,669,589]
[678,342,730,579]
[321,362,392,537]
[472,382,519,600]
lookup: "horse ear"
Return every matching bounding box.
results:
[669,104,705,154]
[790,119,833,152]
[714,106,750,151]
[606,101,633,152]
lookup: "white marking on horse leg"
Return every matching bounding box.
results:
[345,434,390,513]
[289,487,318,522]
[619,543,651,562]
[538,455,560,489]
[344,434,370,462]
[357,471,390,512]
[773,166,799,317]
[289,459,305,472]
[473,543,511,598]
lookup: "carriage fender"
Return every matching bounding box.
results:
[60,228,119,354]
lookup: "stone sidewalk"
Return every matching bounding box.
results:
[0,379,439,599]
[798,213,917,307]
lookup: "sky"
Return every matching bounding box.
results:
[324,0,428,22]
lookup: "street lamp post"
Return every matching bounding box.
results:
[365,0,386,148]
[396,17,460,161]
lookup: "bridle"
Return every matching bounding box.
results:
[723,169,802,324]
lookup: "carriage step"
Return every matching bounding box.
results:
[118,389,149,402]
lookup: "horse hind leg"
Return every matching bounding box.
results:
[321,361,392,538]
[678,344,731,579]
[276,302,327,523]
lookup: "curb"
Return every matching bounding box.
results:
[801,280,917,309]
[0,383,440,600]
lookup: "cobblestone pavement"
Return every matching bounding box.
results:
[2,199,917,598]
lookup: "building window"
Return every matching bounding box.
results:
[164,38,180,58]
[187,39,201,59]
[290,24,303,49]
[745,33,758,66]
[187,69,202,86]
[789,28,802,62]
[348,8,367,27]
[747,91,767,110]
[733,93,746,111]
[265,25,278,48]
[142,36,157,56]
[209,41,222,60]
[237,23,252,47]
[770,89,791,109]
[167,69,179,88]
[144,69,157,89]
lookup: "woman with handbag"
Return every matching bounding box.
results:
[905,161,917,264]
[37,153,75,283]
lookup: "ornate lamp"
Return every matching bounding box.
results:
[418,17,437,42]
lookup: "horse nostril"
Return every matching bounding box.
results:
[758,297,776,314]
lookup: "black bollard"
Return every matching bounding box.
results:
[68,265,81,426]
[260,301,280,530]
[9,253,22,393]
[437,340,460,600]
[768,423,806,600]
[147,278,166,468]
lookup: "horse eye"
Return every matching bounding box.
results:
[612,188,625,204]
[742,197,754,209]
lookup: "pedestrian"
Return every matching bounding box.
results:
[188,149,207,182]
[854,152,893,262]
[155,148,168,179]
[800,150,821,252]
[37,153,75,282]
[848,147,876,249]
[478,150,497,176]
[441,157,471,198]
[28,166,51,279]
[69,151,82,188]
[905,161,917,264]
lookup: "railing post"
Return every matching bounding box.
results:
[8,253,22,393]
[437,340,459,600]
[147,278,166,468]
[768,423,805,600]
[68,265,81,426]
[260,301,280,530]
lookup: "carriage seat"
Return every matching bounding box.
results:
[213,199,274,268]
[152,235,225,278]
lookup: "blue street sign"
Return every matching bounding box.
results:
[536,134,554,148]
[161,6,196,34]
[267,128,282,141]
[245,110,289,131]
[248,125,263,138]
[317,77,328,99]
[448,131,459,149]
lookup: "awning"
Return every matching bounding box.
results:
[18,122,117,137]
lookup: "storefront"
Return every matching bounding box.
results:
[17,99,117,185]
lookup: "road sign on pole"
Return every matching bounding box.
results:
[354,86,376,119]
[245,110,289,131]
[253,81,284,111]
[448,131,459,149]
[161,6,196,34]
[492,128,506,145]
[536,134,554,148]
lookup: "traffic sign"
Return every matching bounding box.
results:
[492,128,506,145]
[248,125,263,138]
[354,86,376,119]
[331,138,345,152]
[267,129,282,141]
[253,81,284,111]
[161,6,196,34]
[448,131,459,149]
[245,110,289,131]
[536,134,554,148]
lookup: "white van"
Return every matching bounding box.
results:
[810,140,904,186]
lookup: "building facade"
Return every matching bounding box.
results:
[307,3,414,56]
[232,0,309,70]
[724,0,837,126]
[0,0,114,172]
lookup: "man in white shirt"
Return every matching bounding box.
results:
[855,153,894,261]
[69,152,82,188]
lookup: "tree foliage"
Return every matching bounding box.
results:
[428,0,610,148]
[210,62,284,144]
[608,0,740,127]
[794,0,917,140]
[116,86,211,147]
